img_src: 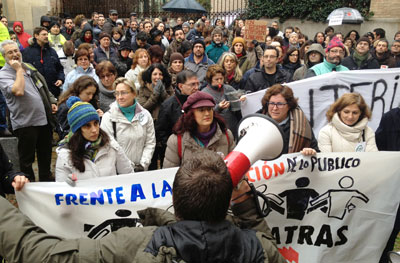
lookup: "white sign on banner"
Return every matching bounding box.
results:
[240,69,400,136]
[329,13,344,26]
[16,152,400,263]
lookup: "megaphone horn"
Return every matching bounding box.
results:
[224,114,284,187]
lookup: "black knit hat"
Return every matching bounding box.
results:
[192,39,205,50]
[119,40,132,51]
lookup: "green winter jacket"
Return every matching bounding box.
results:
[0,196,285,263]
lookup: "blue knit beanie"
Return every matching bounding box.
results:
[66,96,100,133]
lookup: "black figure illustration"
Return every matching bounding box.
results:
[308,176,369,220]
[84,209,142,239]
[277,177,320,220]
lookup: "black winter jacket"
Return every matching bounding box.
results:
[0,144,20,197]
[156,88,188,147]
[244,66,291,93]
[341,53,380,70]
[375,107,400,151]
[22,39,65,97]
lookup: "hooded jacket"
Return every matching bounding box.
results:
[74,23,98,48]
[100,101,156,170]
[293,43,324,81]
[13,22,31,48]
[40,16,51,29]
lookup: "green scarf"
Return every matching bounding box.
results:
[353,52,368,68]
[118,99,137,122]
[84,136,102,162]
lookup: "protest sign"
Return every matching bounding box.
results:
[16,152,400,262]
[244,20,268,42]
[240,69,400,136]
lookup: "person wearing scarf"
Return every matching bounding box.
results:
[163,91,236,168]
[100,78,155,172]
[342,37,380,70]
[55,96,134,183]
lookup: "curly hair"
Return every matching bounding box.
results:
[261,84,298,114]
[141,63,171,88]
[326,93,371,122]
[205,64,225,84]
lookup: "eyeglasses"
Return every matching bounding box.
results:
[99,73,114,79]
[267,102,287,108]
[114,91,131,97]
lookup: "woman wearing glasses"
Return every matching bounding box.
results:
[260,84,318,155]
[282,47,302,81]
[96,60,118,113]
[100,78,155,171]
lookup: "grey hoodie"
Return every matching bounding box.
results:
[293,43,324,81]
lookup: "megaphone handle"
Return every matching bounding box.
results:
[224,151,251,187]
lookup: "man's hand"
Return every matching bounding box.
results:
[219,99,230,109]
[51,104,58,114]
[12,175,29,191]
[54,80,63,87]
[10,59,22,71]
[231,180,251,204]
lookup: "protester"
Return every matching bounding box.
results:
[61,17,75,40]
[94,32,118,64]
[56,96,133,182]
[48,22,66,52]
[96,60,117,112]
[371,39,396,68]
[318,93,378,152]
[202,65,244,140]
[163,91,235,168]
[23,26,65,97]
[341,37,380,70]
[376,106,400,151]
[0,40,57,182]
[57,40,75,76]
[282,47,302,81]
[12,21,31,49]
[0,149,285,262]
[62,48,99,92]
[306,36,349,78]
[74,23,98,48]
[125,48,151,89]
[217,52,244,90]
[137,63,173,122]
[293,43,324,81]
[101,78,155,171]
[245,46,291,93]
[230,37,252,75]
[163,28,186,65]
[167,52,185,87]
[259,84,318,154]
[205,27,229,64]
[57,75,102,139]
[184,39,214,86]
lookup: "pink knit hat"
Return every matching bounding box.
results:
[325,36,345,52]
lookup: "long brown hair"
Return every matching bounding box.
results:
[68,128,109,172]
[326,93,371,122]
[58,75,99,108]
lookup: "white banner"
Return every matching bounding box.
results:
[240,69,400,136]
[16,152,400,262]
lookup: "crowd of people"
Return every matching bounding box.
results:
[0,10,399,263]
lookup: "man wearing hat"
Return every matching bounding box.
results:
[184,39,214,86]
[205,27,229,64]
[103,9,118,35]
[306,36,349,78]
[342,37,380,70]
[93,32,118,64]
[182,22,190,38]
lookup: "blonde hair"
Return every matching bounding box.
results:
[217,52,243,83]
[112,77,137,94]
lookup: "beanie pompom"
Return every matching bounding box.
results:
[67,96,81,109]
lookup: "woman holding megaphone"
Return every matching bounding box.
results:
[260,84,319,155]
[163,91,236,168]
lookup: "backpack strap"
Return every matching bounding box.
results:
[112,121,117,140]
[177,134,182,160]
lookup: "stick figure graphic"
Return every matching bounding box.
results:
[308,176,369,220]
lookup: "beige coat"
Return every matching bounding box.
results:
[318,113,378,152]
[137,82,173,121]
[163,124,236,168]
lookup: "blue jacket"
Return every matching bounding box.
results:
[93,46,119,64]
[62,66,100,92]
[205,42,229,64]
[22,38,65,97]
[186,28,204,42]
